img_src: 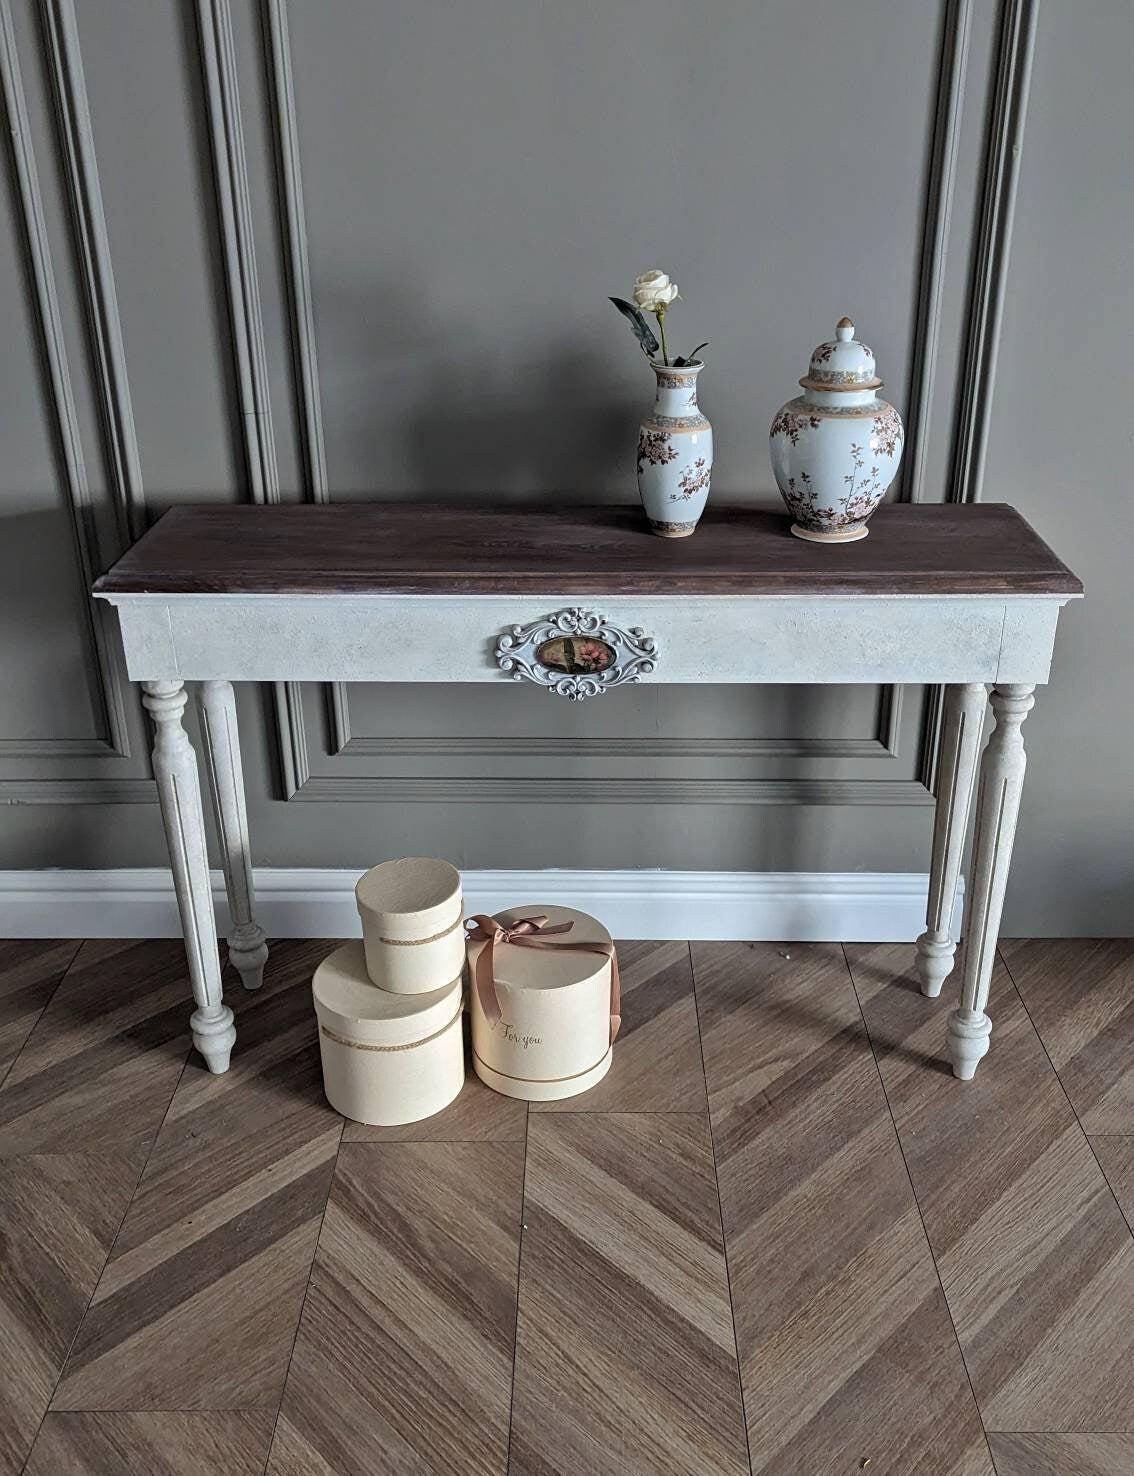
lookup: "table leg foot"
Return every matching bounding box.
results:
[191,1004,237,1074]
[947,1008,991,1080]
[916,931,956,998]
[228,924,268,991]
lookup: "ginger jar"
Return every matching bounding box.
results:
[769,317,903,543]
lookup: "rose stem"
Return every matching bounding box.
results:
[656,306,670,365]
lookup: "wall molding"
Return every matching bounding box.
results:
[274,1,962,800]
[203,0,1009,808]
[0,0,137,776]
[949,0,1039,507]
[902,0,973,505]
[328,682,905,762]
[287,777,933,806]
[196,0,279,501]
[264,0,326,500]
[0,867,962,943]
[0,778,156,805]
[40,0,145,543]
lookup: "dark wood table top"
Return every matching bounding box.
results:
[94,502,1082,598]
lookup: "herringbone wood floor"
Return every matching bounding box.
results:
[1,936,1132,1475]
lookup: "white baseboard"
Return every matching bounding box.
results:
[0,868,960,943]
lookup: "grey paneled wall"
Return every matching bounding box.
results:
[1,1,1127,932]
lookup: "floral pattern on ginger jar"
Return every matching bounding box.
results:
[637,360,713,538]
[769,317,903,544]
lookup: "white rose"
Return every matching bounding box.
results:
[633,268,680,312]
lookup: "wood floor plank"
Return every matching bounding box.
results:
[268,1140,523,1475]
[0,939,190,1157]
[25,1411,275,1475]
[1000,939,1134,1133]
[1089,1136,1134,1233]
[509,1112,749,1476]
[532,940,708,1114]
[52,940,341,1410]
[988,1433,1134,1475]
[0,1152,141,1476]
[694,942,992,1475]
[344,1018,527,1140]
[0,940,80,1089]
[846,944,1134,1435]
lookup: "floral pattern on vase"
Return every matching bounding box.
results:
[769,319,903,544]
[637,361,712,538]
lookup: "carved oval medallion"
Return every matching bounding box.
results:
[535,635,617,675]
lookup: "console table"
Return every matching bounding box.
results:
[93,502,1081,1081]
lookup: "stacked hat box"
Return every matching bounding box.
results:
[311,857,466,1126]
[466,905,620,1102]
[312,942,464,1125]
[355,856,465,994]
[311,858,620,1124]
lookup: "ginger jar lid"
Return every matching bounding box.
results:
[799,317,883,392]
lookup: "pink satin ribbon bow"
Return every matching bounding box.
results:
[464,913,621,1045]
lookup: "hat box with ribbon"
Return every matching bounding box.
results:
[312,940,464,1125]
[466,906,620,1102]
[355,857,465,995]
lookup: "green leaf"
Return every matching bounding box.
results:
[609,297,659,357]
[674,341,709,367]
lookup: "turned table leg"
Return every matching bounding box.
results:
[916,683,986,997]
[947,683,1035,1080]
[143,680,236,1073]
[196,680,269,991]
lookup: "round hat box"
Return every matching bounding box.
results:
[466,904,616,1103]
[313,941,464,1125]
[355,857,465,995]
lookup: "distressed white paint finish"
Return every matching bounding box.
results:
[947,683,1034,1079]
[100,579,1071,1077]
[916,682,985,996]
[196,679,268,990]
[141,680,235,1073]
[100,591,1073,687]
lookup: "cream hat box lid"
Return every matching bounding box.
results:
[466,904,616,1100]
[313,940,462,1046]
[312,941,465,1126]
[355,857,465,994]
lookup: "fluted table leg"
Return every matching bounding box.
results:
[196,679,269,991]
[947,683,1035,1081]
[143,680,236,1073]
[915,683,986,997]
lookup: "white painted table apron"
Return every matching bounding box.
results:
[95,585,1075,1082]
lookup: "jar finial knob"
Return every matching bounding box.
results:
[836,316,855,342]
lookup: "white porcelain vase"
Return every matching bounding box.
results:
[769,318,903,543]
[636,360,713,538]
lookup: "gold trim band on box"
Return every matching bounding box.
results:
[377,911,463,947]
[472,1044,610,1085]
[320,1005,463,1054]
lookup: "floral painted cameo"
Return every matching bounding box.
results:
[535,636,617,675]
